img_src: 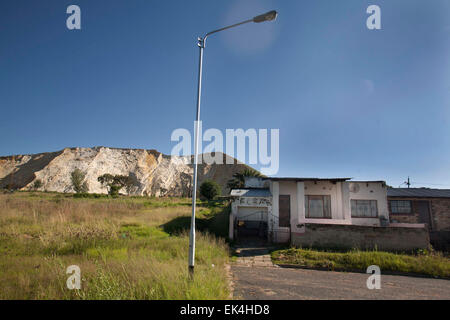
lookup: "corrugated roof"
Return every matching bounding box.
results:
[230,188,271,197]
[265,177,351,182]
[351,180,386,184]
[387,188,450,198]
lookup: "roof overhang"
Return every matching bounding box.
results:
[387,188,450,198]
[230,188,272,197]
[264,177,351,183]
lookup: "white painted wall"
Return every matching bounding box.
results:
[302,181,347,223]
[271,180,388,228]
[346,181,388,226]
[272,180,350,239]
[230,179,389,242]
[271,182,279,227]
[273,181,296,242]
[296,181,305,223]
[270,182,290,242]
[236,206,268,222]
[341,181,351,221]
[229,211,234,239]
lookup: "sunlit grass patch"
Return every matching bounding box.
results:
[0,192,231,299]
[271,247,450,278]
[85,247,129,261]
[119,223,169,239]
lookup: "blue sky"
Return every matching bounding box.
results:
[1,0,449,188]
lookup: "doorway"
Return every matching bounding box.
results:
[235,206,268,244]
[415,200,432,229]
[277,195,291,243]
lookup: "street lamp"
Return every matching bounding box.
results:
[189,10,278,277]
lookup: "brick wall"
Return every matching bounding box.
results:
[431,198,450,231]
[430,199,450,251]
[292,223,430,251]
[388,198,425,225]
[389,213,419,224]
[388,197,450,231]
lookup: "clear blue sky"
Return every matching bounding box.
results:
[1,0,449,188]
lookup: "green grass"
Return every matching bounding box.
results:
[271,247,450,278]
[0,192,231,299]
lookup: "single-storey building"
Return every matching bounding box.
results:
[387,188,450,250]
[229,177,430,251]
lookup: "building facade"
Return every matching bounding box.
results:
[230,177,430,251]
[388,188,450,250]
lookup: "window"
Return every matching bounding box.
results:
[305,195,331,218]
[351,200,378,218]
[389,200,412,214]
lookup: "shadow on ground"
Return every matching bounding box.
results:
[162,204,230,239]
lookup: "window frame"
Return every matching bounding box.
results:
[389,200,412,214]
[351,199,378,218]
[305,195,332,219]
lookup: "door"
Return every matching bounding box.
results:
[236,207,268,239]
[415,201,432,229]
[279,195,291,228]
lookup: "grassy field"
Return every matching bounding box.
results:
[272,247,450,278]
[0,191,231,299]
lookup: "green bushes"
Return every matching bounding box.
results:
[97,174,134,196]
[226,168,263,190]
[32,179,43,190]
[71,169,89,193]
[199,180,221,201]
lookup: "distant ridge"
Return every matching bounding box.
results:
[0,147,251,196]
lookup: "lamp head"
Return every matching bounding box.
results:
[253,10,278,23]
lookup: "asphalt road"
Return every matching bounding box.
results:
[231,265,450,300]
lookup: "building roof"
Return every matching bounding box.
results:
[230,188,271,197]
[387,188,450,198]
[265,177,351,182]
[351,180,386,184]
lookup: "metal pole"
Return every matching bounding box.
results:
[189,37,204,278]
[187,10,277,278]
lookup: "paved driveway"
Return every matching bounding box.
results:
[231,265,450,300]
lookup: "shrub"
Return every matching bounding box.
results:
[227,168,263,190]
[199,180,221,201]
[98,174,133,197]
[71,169,89,193]
[32,179,43,190]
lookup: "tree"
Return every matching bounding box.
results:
[199,180,221,201]
[98,174,133,197]
[125,173,138,195]
[32,179,43,190]
[71,169,89,193]
[227,168,263,190]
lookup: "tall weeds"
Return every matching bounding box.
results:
[0,193,230,299]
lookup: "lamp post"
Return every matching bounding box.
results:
[189,10,278,277]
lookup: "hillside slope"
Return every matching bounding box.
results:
[0,147,251,196]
